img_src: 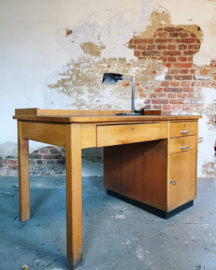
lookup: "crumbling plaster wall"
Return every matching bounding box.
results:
[0,0,216,177]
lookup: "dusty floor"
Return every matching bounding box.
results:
[0,176,216,270]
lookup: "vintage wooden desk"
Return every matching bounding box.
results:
[13,108,201,270]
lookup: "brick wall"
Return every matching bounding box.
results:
[129,27,216,115]
[0,147,65,177]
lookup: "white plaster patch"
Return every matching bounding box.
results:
[198,87,216,177]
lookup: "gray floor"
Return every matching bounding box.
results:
[0,177,216,270]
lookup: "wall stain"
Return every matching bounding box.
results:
[80,42,106,57]
[66,29,72,37]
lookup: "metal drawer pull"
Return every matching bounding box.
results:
[180,130,189,134]
[180,145,189,149]
[170,180,176,185]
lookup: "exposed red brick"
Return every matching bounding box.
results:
[168,57,177,62]
[144,99,151,104]
[163,105,172,110]
[170,69,179,74]
[171,81,180,86]
[164,87,182,92]
[184,51,198,55]
[138,45,146,50]
[200,69,209,74]
[157,45,166,50]
[164,27,183,32]
[163,63,172,68]
[191,33,196,37]
[151,57,158,60]
[190,69,197,74]
[180,69,189,74]
[140,93,147,98]
[174,63,192,68]
[152,99,169,104]
[152,70,157,74]
[156,28,163,31]
[182,105,192,110]
[138,57,144,60]
[183,87,194,92]
[161,81,169,87]
[134,51,141,57]
[135,39,154,44]
[159,56,167,62]
[154,88,163,92]
[149,93,157,98]
[201,82,212,87]
[178,93,187,98]
[165,75,173,80]
[153,105,162,110]
[155,39,174,43]
[129,39,133,44]
[144,105,151,110]
[124,83,130,87]
[214,75,216,80]
[188,44,200,50]
[167,45,176,50]
[39,148,49,154]
[169,33,179,37]
[179,33,188,37]
[7,160,17,165]
[174,75,193,80]
[191,82,200,86]
[188,57,193,61]
[168,93,177,98]
[158,93,166,98]
[138,88,143,92]
[170,99,189,104]
[158,32,168,37]
[181,81,191,86]
[147,45,156,50]
[142,51,161,56]
[176,38,196,43]
[178,45,187,50]
[178,57,187,62]
[162,51,181,56]
[128,45,136,49]
[172,105,182,110]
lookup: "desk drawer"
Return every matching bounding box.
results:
[170,121,197,138]
[169,135,197,154]
[97,123,161,147]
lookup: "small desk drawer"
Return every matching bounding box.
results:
[169,135,197,154]
[97,123,160,147]
[170,121,197,138]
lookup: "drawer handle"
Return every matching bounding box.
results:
[180,130,189,134]
[180,145,189,149]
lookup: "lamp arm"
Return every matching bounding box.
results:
[122,77,135,113]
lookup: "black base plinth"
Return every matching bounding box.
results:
[107,189,193,219]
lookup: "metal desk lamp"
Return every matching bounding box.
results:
[102,73,144,116]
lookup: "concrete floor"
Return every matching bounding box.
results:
[0,177,216,270]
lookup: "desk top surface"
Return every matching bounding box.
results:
[13,108,202,123]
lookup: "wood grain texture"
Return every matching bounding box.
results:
[18,121,30,222]
[97,123,161,147]
[170,121,197,138]
[104,146,121,193]
[81,124,96,149]
[21,122,66,147]
[15,108,39,116]
[168,150,196,211]
[104,140,168,211]
[169,135,197,154]
[65,124,82,270]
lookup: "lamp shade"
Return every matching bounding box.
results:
[102,73,123,84]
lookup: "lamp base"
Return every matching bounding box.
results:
[116,113,141,116]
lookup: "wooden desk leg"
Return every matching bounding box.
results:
[18,121,30,222]
[65,124,82,270]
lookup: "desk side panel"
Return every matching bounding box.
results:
[21,121,66,147]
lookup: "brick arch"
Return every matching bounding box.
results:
[128,26,216,115]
